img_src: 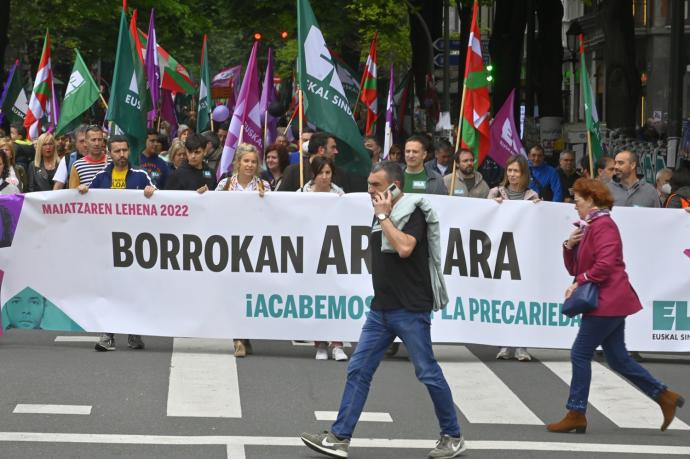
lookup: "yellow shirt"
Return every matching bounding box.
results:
[111,168,127,189]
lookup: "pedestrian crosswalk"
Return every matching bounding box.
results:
[39,336,689,432]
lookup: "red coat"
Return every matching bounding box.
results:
[563,214,642,317]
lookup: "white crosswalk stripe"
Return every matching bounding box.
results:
[531,349,690,430]
[435,345,544,425]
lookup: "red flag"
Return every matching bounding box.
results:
[129,10,145,63]
[359,33,378,136]
[459,0,491,167]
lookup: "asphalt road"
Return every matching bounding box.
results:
[0,330,688,459]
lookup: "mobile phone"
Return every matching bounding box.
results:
[386,183,402,200]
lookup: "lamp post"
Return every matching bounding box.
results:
[566,21,582,123]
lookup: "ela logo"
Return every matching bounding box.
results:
[653,301,690,330]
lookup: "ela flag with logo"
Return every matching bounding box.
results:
[359,33,378,136]
[217,41,263,179]
[579,34,604,174]
[260,47,278,147]
[55,49,100,136]
[459,0,491,167]
[24,30,53,140]
[383,64,395,159]
[297,0,371,176]
[106,8,148,165]
[0,61,29,125]
[197,34,212,133]
[487,89,525,167]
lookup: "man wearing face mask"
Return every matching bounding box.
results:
[655,168,673,207]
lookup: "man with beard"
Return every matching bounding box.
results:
[444,149,490,198]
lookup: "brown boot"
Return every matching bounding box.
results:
[546,410,587,433]
[233,339,246,358]
[658,389,685,431]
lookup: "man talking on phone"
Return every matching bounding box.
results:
[301,161,466,459]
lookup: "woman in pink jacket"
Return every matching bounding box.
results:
[547,178,684,434]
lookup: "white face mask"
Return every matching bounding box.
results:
[661,183,672,195]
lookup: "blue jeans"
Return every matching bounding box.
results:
[331,308,460,439]
[567,315,666,412]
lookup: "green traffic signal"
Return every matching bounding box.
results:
[486,64,494,82]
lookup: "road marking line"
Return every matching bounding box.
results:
[532,349,690,430]
[54,336,99,343]
[226,444,245,459]
[434,345,543,425]
[291,341,351,347]
[167,338,242,418]
[13,404,92,415]
[314,411,392,422]
[0,432,687,455]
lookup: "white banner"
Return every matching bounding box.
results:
[1,191,689,351]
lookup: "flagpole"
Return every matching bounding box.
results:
[99,93,109,110]
[449,83,468,196]
[586,130,594,178]
[298,88,304,189]
[210,113,214,132]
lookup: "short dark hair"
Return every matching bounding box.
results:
[10,123,26,139]
[146,128,159,137]
[434,138,452,153]
[0,149,10,180]
[364,135,380,145]
[265,143,290,172]
[108,135,129,148]
[216,122,229,132]
[405,134,429,152]
[616,149,638,166]
[371,160,405,189]
[185,133,206,152]
[529,144,545,154]
[308,132,333,155]
[201,130,220,150]
[310,155,335,179]
[596,156,613,171]
[85,124,102,137]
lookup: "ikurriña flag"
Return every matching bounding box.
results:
[459,0,490,168]
[24,30,53,140]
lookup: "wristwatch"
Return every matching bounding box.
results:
[377,213,388,222]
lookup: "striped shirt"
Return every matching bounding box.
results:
[68,156,110,188]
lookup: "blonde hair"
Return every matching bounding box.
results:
[224,143,262,191]
[34,132,58,168]
[168,140,187,164]
[0,138,15,165]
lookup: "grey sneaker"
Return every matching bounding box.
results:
[95,333,115,352]
[127,334,145,350]
[300,431,349,458]
[428,434,467,459]
[496,347,512,360]
[515,347,532,361]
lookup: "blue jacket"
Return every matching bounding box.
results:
[90,163,154,190]
[139,153,170,189]
[529,162,563,202]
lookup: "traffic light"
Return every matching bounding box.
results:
[253,32,262,41]
[486,64,494,83]
[280,31,289,39]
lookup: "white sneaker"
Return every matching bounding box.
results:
[496,347,512,360]
[332,347,348,361]
[515,347,532,361]
[315,347,329,360]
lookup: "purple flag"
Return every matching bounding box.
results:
[213,65,242,115]
[160,88,178,138]
[260,48,278,148]
[487,89,525,168]
[145,9,160,128]
[0,60,18,125]
[383,64,395,159]
[217,42,263,179]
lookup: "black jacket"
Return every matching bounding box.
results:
[165,161,217,191]
[27,161,57,192]
[279,158,352,192]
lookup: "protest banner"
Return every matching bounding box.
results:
[0,191,688,352]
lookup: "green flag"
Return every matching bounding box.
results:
[55,49,100,136]
[106,9,148,166]
[580,36,604,175]
[0,62,29,124]
[197,34,211,133]
[297,0,370,177]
